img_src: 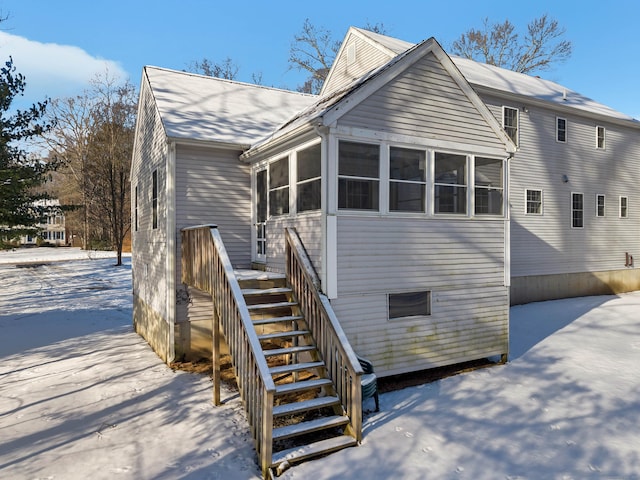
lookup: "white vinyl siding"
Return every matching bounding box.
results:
[333,216,507,376]
[339,52,508,152]
[265,213,323,276]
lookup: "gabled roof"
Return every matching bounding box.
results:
[346,28,638,123]
[245,37,516,157]
[143,66,317,147]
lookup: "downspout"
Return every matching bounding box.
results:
[166,141,177,363]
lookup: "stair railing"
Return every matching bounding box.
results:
[285,227,363,442]
[181,225,275,477]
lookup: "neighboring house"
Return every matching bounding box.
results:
[131,27,640,376]
[20,199,67,246]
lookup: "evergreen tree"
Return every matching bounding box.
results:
[0,57,56,245]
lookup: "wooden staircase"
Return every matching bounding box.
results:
[239,272,357,475]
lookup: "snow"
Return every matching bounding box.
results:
[2,248,640,479]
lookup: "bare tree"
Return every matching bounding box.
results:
[187,57,239,80]
[450,14,572,74]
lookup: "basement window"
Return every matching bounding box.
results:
[388,291,431,319]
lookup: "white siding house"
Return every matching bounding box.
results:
[132,27,639,376]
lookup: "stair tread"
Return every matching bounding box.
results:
[253,315,303,326]
[272,434,357,467]
[263,345,316,357]
[273,395,341,417]
[269,361,325,375]
[242,287,292,296]
[247,301,297,310]
[275,377,333,395]
[258,330,310,341]
[272,415,350,441]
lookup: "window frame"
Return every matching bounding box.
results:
[596,194,605,217]
[596,126,606,149]
[474,157,504,216]
[389,146,427,213]
[296,143,322,213]
[152,169,158,230]
[502,106,519,146]
[571,192,584,229]
[620,196,629,218]
[134,185,139,231]
[556,117,567,143]
[525,188,543,215]
[434,151,468,215]
[388,291,432,320]
[268,156,290,217]
[338,140,380,211]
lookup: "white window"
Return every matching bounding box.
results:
[525,189,543,215]
[296,144,321,212]
[556,117,567,143]
[474,157,503,215]
[596,126,606,149]
[134,186,139,231]
[152,170,158,230]
[434,152,467,214]
[389,147,426,212]
[269,157,289,216]
[572,193,584,228]
[503,106,519,146]
[388,291,431,319]
[596,194,605,217]
[338,141,379,211]
[620,196,629,218]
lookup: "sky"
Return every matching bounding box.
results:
[2,0,640,120]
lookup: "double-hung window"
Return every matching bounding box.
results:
[297,144,321,212]
[152,170,158,230]
[526,189,543,215]
[434,152,467,214]
[596,194,605,217]
[503,106,519,146]
[269,157,289,216]
[620,196,629,218]
[556,117,567,143]
[474,158,503,215]
[338,141,379,210]
[389,147,426,212]
[572,193,584,228]
[596,126,606,149]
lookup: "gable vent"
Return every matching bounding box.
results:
[346,43,356,65]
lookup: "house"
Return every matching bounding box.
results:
[20,199,67,246]
[131,27,640,475]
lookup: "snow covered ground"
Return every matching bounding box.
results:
[1,248,639,479]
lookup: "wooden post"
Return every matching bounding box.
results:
[212,299,221,406]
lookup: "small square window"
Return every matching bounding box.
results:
[526,189,543,215]
[556,117,567,143]
[620,196,629,218]
[596,194,605,217]
[389,291,431,319]
[596,126,606,149]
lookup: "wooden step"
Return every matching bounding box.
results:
[242,287,292,296]
[271,434,357,468]
[258,330,310,341]
[247,301,297,311]
[272,415,350,441]
[269,361,325,376]
[253,315,303,326]
[273,395,341,417]
[263,345,316,358]
[275,378,333,395]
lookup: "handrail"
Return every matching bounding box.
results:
[285,227,364,442]
[181,225,275,477]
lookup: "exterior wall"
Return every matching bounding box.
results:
[322,30,394,95]
[339,52,507,152]
[173,144,251,359]
[480,94,640,302]
[131,78,171,359]
[331,217,508,376]
[265,213,323,276]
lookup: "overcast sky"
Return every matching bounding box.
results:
[2,0,640,119]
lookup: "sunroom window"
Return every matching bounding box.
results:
[434,152,467,214]
[389,147,426,212]
[474,157,503,215]
[269,157,289,216]
[297,143,321,212]
[338,141,379,210]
